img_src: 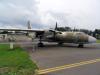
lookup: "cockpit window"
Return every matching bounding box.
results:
[77,32,85,35]
[58,32,62,34]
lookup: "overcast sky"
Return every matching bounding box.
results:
[0,0,100,30]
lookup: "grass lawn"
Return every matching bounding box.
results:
[0,44,38,75]
[96,40,100,43]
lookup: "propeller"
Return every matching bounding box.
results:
[49,22,59,40]
[55,22,58,30]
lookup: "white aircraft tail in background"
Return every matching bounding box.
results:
[27,20,32,29]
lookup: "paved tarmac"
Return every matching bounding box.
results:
[28,43,100,75]
[0,36,100,75]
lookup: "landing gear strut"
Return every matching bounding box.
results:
[38,35,44,47]
[78,44,84,48]
[38,43,44,47]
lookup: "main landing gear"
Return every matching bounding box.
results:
[38,35,44,47]
[38,43,44,47]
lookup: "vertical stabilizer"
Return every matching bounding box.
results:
[27,20,32,29]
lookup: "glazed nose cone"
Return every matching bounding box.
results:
[88,36,97,43]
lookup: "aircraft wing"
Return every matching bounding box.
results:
[0,29,44,32]
[0,29,45,35]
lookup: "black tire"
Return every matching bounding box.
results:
[78,44,84,48]
[38,43,44,47]
[58,42,63,46]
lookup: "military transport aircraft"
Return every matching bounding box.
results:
[0,21,97,48]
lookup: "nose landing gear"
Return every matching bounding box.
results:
[78,44,84,48]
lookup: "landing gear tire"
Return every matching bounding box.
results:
[58,42,63,46]
[38,35,44,47]
[78,44,84,48]
[38,43,44,47]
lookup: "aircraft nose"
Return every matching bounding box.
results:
[88,36,97,43]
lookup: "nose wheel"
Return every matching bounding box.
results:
[78,44,84,48]
[58,42,63,46]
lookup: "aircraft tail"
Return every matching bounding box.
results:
[27,21,32,29]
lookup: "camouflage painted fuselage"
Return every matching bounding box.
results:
[55,32,88,44]
[43,31,89,44]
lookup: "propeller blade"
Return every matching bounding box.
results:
[55,22,58,30]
